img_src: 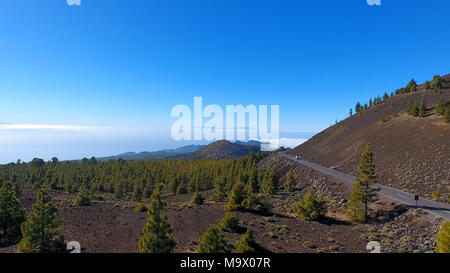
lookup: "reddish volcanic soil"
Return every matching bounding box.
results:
[0,188,366,253]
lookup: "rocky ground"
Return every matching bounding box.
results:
[258,154,444,253]
[0,155,444,253]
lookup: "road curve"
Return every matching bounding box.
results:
[282,153,450,220]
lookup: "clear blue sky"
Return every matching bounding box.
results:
[0,0,449,162]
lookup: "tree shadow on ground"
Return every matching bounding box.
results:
[317,216,352,226]
[372,204,409,224]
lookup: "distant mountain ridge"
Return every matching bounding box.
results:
[97,144,205,161]
[97,140,264,161]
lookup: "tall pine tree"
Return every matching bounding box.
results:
[18,187,64,253]
[418,99,426,118]
[138,184,176,253]
[284,169,295,192]
[435,96,445,115]
[261,167,278,194]
[444,108,450,123]
[0,181,26,243]
[224,181,246,211]
[344,182,365,222]
[345,144,379,222]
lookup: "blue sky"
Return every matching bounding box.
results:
[0,0,449,162]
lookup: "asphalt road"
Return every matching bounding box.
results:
[282,153,450,220]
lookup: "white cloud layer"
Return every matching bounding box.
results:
[0,123,107,132]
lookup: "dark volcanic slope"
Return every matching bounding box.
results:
[171,140,260,160]
[195,140,260,159]
[292,75,450,202]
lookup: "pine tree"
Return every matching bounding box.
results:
[444,108,450,123]
[435,96,445,115]
[284,169,295,192]
[432,75,442,93]
[243,183,266,212]
[0,181,26,243]
[407,100,419,116]
[224,181,246,211]
[357,144,379,217]
[435,221,450,253]
[197,225,229,253]
[355,102,361,113]
[291,189,327,221]
[345,144,379,222]
[349,108,353,117]
[345,182,365,222]
[212,177,227,202]
[217,212,239,232]
[261,167,278,195]
[406,78,417,93]
[418,99,426,118]
[132,184,143,202]
[73,187,91,206]
[168,177,179,195]
[18,187,64,253]
[138,184,176,253]
[406,100,414,114]
[424,81,431,91]
[234,229,260,253]
[114,181,125,199]
[247,169,259,193]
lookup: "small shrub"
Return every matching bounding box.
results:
[218,212,239,232]
[134,203,147,212]
[435,96,445,115]
[176,183,187,195]
[197,225,229,253]
[303,241,316,249]
[73,187,91,206]
[435,221,450,253]
[406,100,419,116]
[190,192,204,206]
[432,187,441,200]
[234,229,260,253]
[292,189,327,221]
[444,108,450,123]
